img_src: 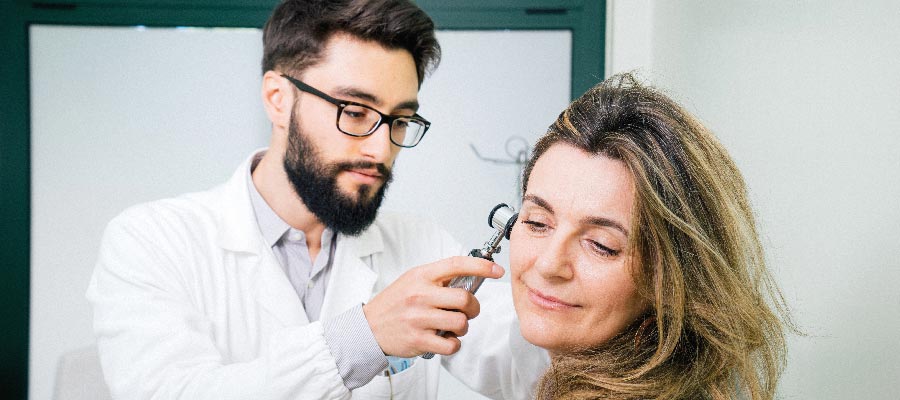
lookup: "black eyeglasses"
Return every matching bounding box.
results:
[281,74,430,148]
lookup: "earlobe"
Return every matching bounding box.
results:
[261,70,291,129]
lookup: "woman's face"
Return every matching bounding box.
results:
[510,143,647,355]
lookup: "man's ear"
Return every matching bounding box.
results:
[261,70,293,130]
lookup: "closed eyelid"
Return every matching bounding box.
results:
[588,240,621,257]
[519,210,551,225]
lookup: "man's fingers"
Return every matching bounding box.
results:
[368,257,502,357]
[429,309,470,337]
[419,333,462,356]
[430,287,481,319]
[423,256,505,283]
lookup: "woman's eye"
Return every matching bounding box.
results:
[522,220,549,232]
[588,240,620,257]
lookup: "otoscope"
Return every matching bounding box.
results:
[420,203,518,359]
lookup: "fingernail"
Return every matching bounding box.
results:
[492,264,504,276]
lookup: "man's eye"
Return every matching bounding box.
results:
[343,109,365,119]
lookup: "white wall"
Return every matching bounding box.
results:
[605,0,653,77]
[30,26,569,400]
[607,1,900,399]
[29,25,270,400]
[385,30,571,266]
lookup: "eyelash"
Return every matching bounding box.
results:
[522,220,548,232]
[523,220,620,257]
[588,240,620,257]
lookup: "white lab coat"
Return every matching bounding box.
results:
[87,152,548,400]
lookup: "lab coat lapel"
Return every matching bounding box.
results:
[217,151,308,327]
[254,246,309,327]
[319,226,383,320]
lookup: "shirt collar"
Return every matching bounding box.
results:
[248,154,293,247]
[247,153,335,248]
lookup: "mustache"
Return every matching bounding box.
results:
[334,161,393,180]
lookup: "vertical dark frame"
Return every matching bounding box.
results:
[0,1,603,398]
[1,3,31,398]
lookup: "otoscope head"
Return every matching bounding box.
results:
[488,203,519,240]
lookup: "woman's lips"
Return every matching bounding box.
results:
[527,287,578,310]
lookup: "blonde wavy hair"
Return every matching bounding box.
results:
[521,73,792,400]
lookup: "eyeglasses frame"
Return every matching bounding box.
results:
[280,74,431,148]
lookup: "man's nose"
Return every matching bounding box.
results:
[359,121,394,162]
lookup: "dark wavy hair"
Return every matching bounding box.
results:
[524,73,793,400]
[261,0,441,85]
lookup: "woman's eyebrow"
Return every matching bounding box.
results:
[524,194,629,237]
[523,194,554,213]
[581,216,629,237]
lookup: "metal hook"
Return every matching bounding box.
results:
[469,136,532,206]
[469,144,518,164]
[469,136,531,165]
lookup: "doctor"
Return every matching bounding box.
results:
[87,0,547,399]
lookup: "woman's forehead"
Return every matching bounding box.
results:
[526,143,635,222]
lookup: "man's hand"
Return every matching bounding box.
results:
[362,256,504,358]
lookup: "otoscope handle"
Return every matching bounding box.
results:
[448,249,492,293]
[420,250,491,359]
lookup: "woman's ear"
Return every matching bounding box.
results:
[261,70,292,130]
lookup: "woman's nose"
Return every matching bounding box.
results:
[532,234,574,281]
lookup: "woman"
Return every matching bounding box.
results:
[509,73,791,400]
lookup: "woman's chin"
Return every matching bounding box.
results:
[518,314,627,356]
[517,315,570,353]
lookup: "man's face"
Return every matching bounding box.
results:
[282,33,420,235]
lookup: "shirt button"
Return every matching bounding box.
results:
[307,281,315,289]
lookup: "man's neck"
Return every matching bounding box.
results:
[252,150,326,255]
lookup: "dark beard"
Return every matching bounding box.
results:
[283,112,393,236]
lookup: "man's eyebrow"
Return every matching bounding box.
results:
[395,100,420,113]
[333,86,380,105]
[333,86,419,112]
[523,194,629,237]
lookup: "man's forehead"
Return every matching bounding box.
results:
[303,34,420,110]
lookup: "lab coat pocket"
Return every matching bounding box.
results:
[350,359,428,400]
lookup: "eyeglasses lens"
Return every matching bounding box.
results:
[337,105,426,147]
[390,118,426,147]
